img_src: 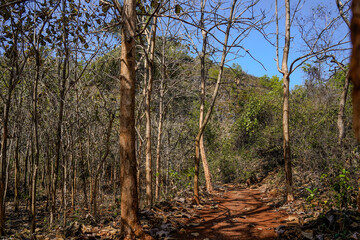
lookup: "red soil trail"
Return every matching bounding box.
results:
[174,185,290,240]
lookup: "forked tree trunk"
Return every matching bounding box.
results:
[198,0,213,193]
[194,0,236,205]
[119,1,152,238]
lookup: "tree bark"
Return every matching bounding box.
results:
[349,0,360,213]
[194,0,236,205]
[51,0,68,225]
[92,113,114,218]
[31,50,41,234]
[0,34,18,236]
[0,91,12,236]
[155,37,166,201]
[14,135,20,211]
[198,0,213,194]
[337,72,350,145]
[282,73,294,202]
[335,1,350,146]
[276,0,294,202]
[145,15,158,206]
[119,0,152,238]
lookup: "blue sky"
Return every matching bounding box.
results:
[229,0,351,89]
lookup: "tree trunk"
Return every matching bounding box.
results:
[31,51,41,234]
[63,155,67,227]
[337,74,350,145]
[349,0,360,212]
[0,93,11,236]
[145,15,158,206]
[51,0,68,225]
[71,151,76,211]
[200,137,212,192]
[14,135,20,211]
[194,0,235,205]
[92,114,114,218]
[198,1,213,193]
[331,0,350,145]
[276,0,294,202]
[155,42,165,200]
[23,139,30,198]
[282,73,294,202]
[119,0,152,238]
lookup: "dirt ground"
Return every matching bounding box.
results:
[172,185,291,240]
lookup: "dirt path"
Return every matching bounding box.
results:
[172,186,290,240]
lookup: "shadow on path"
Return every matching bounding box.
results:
[172,185,290,240]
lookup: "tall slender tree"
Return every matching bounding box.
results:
[118,0,153,238]
[275,0,294,202]
[194,0,237,205]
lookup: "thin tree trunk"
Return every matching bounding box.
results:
[0,48,17,237]
[145,15,158,206]
[31,51,41,234]
[14,135,20,211]
[199,137,212,192]
[92,114,114,218]
[337,75,350,145]
[198,0,213,194]
[136,138,142,205]
[334,0,350,146]
[63,155,67,227]
[194,0,236,205]
[155,40,165,200]
[282,74,294,202]
[71,150,76,211]
[23,138,30,198]
[276,0,294,202]
[51,0,68,225]
[0,96,11,236]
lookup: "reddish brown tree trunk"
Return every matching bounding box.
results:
[119,1,153,238]
[350,0,360,141]
[350,0,360,213]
